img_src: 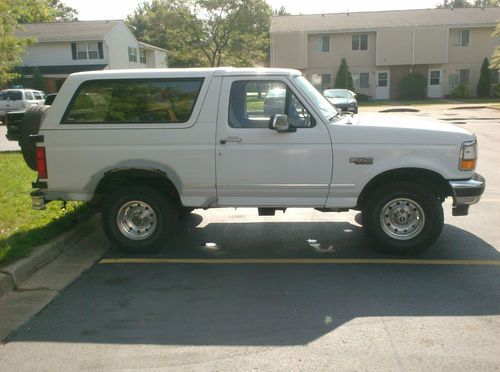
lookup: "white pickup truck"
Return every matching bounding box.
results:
[18,68,484,255]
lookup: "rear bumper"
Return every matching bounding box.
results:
[448,173,485,216]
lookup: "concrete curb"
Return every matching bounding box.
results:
[0,213,100,297]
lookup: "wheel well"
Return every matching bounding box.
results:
[91,169,181,209]
[357,168,452,209]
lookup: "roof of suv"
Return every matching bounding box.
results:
[69,67,302,80]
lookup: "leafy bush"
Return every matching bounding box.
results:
[476,58,491,97]
[492,83,500,98]
[397,73,427,99]
[451,84,471,98]
[356,93,371,102]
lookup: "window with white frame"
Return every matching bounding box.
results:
[449,69,470,86]
[72,42,103,60]
[140,50,147,64]
[310,73,332,91]
[352,34,368,51]
[353,72,370,89]
[453,30,469,47]
[312,35,330,53]
[128,47,138,62]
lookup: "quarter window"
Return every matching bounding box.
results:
[229,81,315,129]
[62,78,204,124]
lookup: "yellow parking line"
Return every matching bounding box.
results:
[99,258,500,266]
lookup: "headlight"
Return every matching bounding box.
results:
[459,140,477,171]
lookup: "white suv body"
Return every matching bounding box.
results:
[0,89,46,119]
[28,68,484,254]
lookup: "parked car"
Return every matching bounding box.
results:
[9,68,484,256]
[0,89,46,123]
[323,89,358,113]
[263,87,286,117]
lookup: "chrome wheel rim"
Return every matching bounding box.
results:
[380,198,425,240]
[117,201,157,240]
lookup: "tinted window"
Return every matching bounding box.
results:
[33,92,42,100]
[25,91,34,100]
[63,78,204,124]
[229,81,315,129]
[0,91,22,101]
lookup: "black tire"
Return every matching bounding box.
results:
[362,182,444,255]
[179,207,195,218]
[19,105,50,170]
[102,185,178,253]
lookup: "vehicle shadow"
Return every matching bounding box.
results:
[11,214,500,346]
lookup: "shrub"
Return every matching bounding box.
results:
[397,73,427,99]
[451,84,471,98]
[356,93,371,102]
[476,58,490,97]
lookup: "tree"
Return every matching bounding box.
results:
[0,0,78,86]
[437,0,500,7]
[31,67,46,91]
[126,0,272,67]
[334,58,354,90]
[476,58,491,96]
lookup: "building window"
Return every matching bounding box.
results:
[353,73,370,89]
[140,50,147,64]
[72,42,103,60]
[87,42,98,59]
[76,42,88,60]
[310,74,332,91]
[352,34,368,51]
[453,29,469,47]
[449,69,470,86]
[430,71,441,86]
[313,35,330,53]
[377,72,388,87]
[128,47,137,62]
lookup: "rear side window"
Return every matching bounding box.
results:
[25,91,34,100]
[62,78,204,124]
[33,92,42,100]
[0,91,22,101]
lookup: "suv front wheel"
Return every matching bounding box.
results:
[102,185,177,253]
[362,182,444,255]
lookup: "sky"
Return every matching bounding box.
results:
[63,0,443,21]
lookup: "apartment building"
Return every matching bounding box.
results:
[270,8,500,99]
[14,20,168,93]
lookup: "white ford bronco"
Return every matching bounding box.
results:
[17,68,485,255]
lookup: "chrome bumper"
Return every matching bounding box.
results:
[448,173,485,216]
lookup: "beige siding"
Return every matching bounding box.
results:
[376,29,413,66]
[272,32,306,69]
[414,28,448,64]
[448,27,497,64]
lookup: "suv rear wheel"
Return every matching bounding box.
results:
[102,185,178,253]
[362,182,444,255]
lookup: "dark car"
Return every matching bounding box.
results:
[323,89,358,114]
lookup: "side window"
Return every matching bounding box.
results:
[33,92,42,100]
[229,81,315,129]
[25,91,34,100]
[62,78,204,124]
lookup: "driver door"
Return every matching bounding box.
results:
[215,76,333,207]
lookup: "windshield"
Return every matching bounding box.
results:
[293,76,339,121]
[324,90,349,99]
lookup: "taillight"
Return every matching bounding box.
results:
[36,147,48,179]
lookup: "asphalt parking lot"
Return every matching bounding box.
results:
[0,105,499,370]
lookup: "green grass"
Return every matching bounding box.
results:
[246,96,265,111]
[0,152,89,265]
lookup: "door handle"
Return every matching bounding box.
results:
[219,136,242,144]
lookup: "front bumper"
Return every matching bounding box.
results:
[448,173,485,216]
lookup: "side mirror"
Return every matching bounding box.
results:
[269,114,296,133]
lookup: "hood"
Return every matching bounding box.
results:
[331,113,474,145]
